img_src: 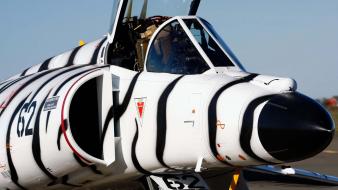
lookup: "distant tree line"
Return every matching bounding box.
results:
[316,96,338,107]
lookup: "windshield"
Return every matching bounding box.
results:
[146,20,210,74]
[199,18,246,71]
[183,19,234,67]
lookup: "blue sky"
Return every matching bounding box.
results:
[0,0,337,98]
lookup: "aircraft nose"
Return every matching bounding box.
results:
[258,92,335,162]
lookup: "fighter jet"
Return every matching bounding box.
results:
[0,0,336,189]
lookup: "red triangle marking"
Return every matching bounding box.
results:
[137,102,144,118]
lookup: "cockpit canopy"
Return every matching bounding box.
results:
[106,0,245,74]
[146,17,242,74]
[146,19,210,74]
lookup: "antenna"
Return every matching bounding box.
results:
[126,0,133,19]
[140,0,148,19]
[189,0,201,15]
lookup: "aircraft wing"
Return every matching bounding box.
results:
[244,165,338,186]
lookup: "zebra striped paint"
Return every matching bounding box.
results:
[0,61,299,190]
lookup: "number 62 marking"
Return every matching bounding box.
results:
[17,101,36,137]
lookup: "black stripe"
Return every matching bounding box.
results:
[113,72,141,139]
[156,76,184,168]
[115,72,142,119]
[131,118,153,175]
[0,75,30,94]
[32,92,57,180]
[45,111,51,133]
[20,68,29,77]
[131,118,170,177]
[208,74,258,166]
[38,57,53,72]
[90,38,107,65]
[0,78,21,94]
[0,79,22,94]
[6,95,30,190]
[0,79,11,86]
[113,91,119,137]
[240,95,276,164]
[100,106,114,156]
[0,79,14,88]
[57,120,68,151]
[65,46,83,67]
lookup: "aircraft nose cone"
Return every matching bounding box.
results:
[258,92,335,162]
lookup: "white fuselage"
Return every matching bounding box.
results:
[0,30,332,189]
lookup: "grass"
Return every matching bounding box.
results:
[328,107,338,130]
